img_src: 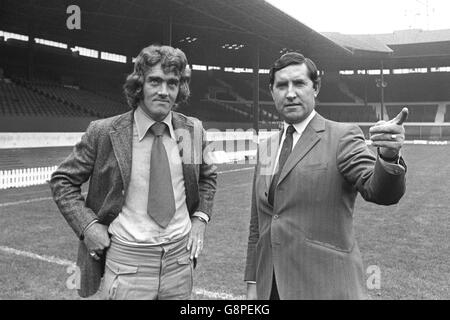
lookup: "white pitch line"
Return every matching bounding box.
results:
[0,245,75,267]
[193,288,245,300]
[0,245,244,300]
[0,196,54,208]
[0,192,87,208]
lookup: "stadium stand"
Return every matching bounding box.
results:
[188,70,256,121]
[188,70,279,122]
[13,77,128,118]
[218,73,253,100]
[1,26,449,131]
[251,78,273,101]
[316,104,378,122]
[443,105,450,122]
[319,75,356,103]
[345,73,450,103]
[0,79,88,117]
[204,99,278,122]
[177,100,249,122]
[386,104,438,122]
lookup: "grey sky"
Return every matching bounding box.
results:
[266,0,450,34]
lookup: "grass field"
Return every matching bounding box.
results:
[0,144,449,300]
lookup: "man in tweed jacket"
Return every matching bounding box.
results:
[50,45,217,299]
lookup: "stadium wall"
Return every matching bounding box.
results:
[2,123,449,150]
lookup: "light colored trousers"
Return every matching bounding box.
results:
[101,235,193,300]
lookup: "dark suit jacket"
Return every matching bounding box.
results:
[244,113,406,300]
[50,110,217,297]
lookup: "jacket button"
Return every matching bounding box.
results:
[121,190,125,195]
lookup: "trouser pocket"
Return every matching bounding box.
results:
[102,259,138,300]
[176,256,193,298]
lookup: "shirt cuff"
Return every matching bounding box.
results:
[192,211,210,223]
[246,281,256,284]
[378,151,406,175]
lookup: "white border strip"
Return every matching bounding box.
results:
[0,166,57,190]
[404,140,448,145]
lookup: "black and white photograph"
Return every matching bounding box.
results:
[0,0,449,305]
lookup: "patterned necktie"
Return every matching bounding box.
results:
[147,122,176,228]
[268,125,296,206]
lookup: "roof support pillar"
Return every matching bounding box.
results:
[380,60,385,120]
[27,20,35,81]
[252,45,260,134]
[163,14,173,46]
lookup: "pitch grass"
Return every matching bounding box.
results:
[0,145,449,299]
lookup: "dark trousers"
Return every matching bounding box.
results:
[270,272,280,300]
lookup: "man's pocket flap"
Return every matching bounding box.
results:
[105,259,138,275]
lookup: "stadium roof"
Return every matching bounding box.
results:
[322,28,450,69]
[321,33,393,54]
[323,28,450,57]
[0,0,355,69]
[370,28,450,45]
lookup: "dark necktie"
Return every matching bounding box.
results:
[268,125,296,206]
[147,122,176,228]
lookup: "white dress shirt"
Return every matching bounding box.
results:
[109,107,206,246]
[272,110,317,176]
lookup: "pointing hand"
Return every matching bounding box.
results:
[369,107,408,159]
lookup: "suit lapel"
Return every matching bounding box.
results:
[109,111,133,193]
[172,112,199,214]
[276,114,326,187]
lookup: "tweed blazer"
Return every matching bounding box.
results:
[50,110,217,297]
[244,113,406,299]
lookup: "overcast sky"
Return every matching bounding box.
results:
[266,0,450,34]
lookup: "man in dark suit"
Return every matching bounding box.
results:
[50,44,217,299]
[245,52,407,299]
